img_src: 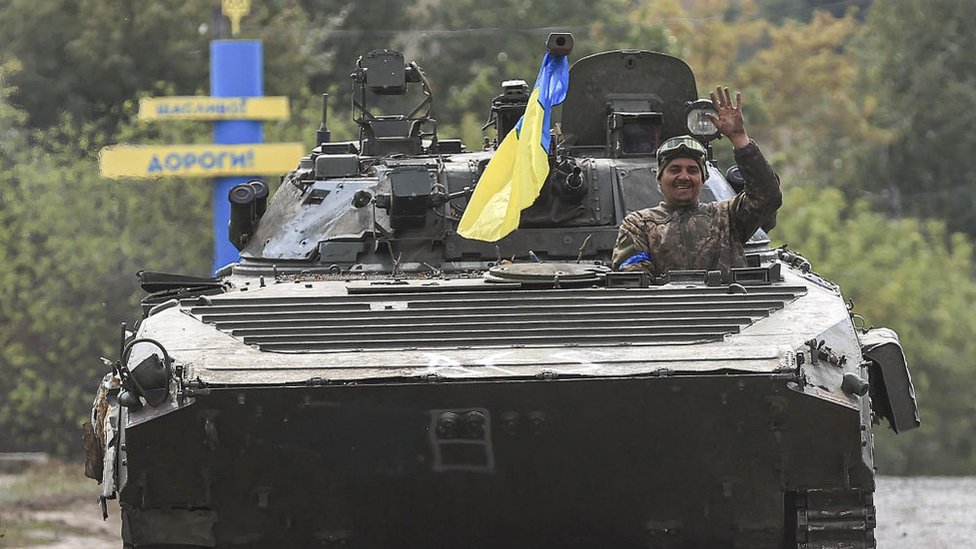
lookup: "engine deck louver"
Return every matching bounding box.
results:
[188,285,807,353]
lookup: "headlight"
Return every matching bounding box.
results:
[685,99,720,140]
[119,338,172,408]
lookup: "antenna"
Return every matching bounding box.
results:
[316,93,331,145]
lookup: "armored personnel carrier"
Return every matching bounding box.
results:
[84,34,919,548]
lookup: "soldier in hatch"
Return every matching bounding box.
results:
[611,86,782,277]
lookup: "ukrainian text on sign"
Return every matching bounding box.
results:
[99,143,304,179]
[138,96,289,121]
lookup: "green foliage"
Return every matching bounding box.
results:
[754,0,872,21]
[0,0,212,130]
[850,0,976,236]
[0,0,412,134]
[0,92,213,453]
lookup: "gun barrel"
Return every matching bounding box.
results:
[547,33,574,56]
[228,184,256,251]
[248,179,269,219]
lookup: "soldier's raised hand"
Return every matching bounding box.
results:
[707,86,750,149]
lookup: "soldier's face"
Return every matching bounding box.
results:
[659,157,704,206]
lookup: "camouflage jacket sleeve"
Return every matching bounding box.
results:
[611,210,655,272]
[729,141,783,243]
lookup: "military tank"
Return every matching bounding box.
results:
[84,34,920,548]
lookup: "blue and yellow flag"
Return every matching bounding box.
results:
[457,52,570,242]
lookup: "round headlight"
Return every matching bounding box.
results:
[120,338,172,407]
[685,99,720,139]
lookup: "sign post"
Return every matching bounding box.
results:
[211,40,265,272]
[99,5,301,275]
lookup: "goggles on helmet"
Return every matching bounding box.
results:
[657,136,707,161]
[656,135,707,175]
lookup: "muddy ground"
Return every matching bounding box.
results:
[1,465,973,548]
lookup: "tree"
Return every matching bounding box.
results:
[735,9,889,181]
[0,0,213,131]
[0,71,213,453]
[0,0,415,136]
[629,0,770,88]
[754,0,872,21]
[850,0,976,235]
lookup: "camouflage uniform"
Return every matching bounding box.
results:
[611,141,781,276]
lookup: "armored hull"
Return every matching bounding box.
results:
[86,43,918,548]
[105,268,897,548]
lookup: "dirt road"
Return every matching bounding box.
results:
[875,476,976,548]
[2,471,973,547]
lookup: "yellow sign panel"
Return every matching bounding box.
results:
[138,96,289,121]
[99,143,305,179]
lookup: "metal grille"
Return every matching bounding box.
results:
[188,285,806,353]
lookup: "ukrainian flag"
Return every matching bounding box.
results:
[457,52,570,242]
